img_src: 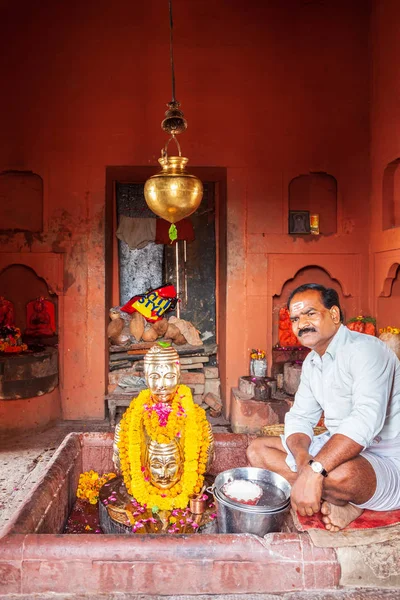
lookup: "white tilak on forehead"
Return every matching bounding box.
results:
[291,301,304,312]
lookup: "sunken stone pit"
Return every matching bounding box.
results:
[0,432,341,597]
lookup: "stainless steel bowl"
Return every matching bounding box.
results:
[212,467,291,536]
[214,467,291,512]
[214,486,290,514]
[214,488,290,535]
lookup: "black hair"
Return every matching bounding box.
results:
[287,283,344,322]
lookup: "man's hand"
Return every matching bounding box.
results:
[285,432,324,515]
[290,465,324,516]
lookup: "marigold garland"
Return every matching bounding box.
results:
[76,470,116,504]
[0,326,28,353]
[379,326,400,335]
[118,384,210,511]
[250,348,266,360]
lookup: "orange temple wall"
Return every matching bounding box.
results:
[0,0,399,429]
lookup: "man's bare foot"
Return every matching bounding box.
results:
[320,501,363,532]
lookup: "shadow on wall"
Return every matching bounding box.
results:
[377,263,400,330]
[382,159,400,231]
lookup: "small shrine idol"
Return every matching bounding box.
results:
[0,297,14,328]
[104,343,214,533]
[0,297,28,354]
[25,297,56,337]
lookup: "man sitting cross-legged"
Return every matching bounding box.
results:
[247,284,400,532]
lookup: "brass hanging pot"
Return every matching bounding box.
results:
[144,144,203,224]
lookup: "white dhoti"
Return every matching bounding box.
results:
[280,432,400,511]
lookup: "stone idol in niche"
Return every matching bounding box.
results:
[0,297,29,354]
[0,297,15,328]
[25,296,56,337]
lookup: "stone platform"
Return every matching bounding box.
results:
[0,432,339,596]
[1,429,399,597]
[230,387,293,433]
[0,346,58,399]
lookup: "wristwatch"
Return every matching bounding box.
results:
[308,459,328,477]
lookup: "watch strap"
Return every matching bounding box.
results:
[308,459,328,477]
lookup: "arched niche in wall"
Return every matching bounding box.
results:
[272,265,351,345]
[0,171,43,232]
[0,264,58,332]
[382,159,400,230]
[377,263,400,330]
[288,173,337,235]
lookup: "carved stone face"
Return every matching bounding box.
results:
[145,441,183,489]
[146,362,179,403]
[143,344,181,403]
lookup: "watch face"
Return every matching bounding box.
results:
[311,461,323,473]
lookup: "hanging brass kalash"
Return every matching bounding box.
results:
[144,0,203,241]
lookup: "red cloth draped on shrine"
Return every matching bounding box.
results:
[0,297,14,327]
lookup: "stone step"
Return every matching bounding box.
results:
[193,394,204,406]
[180,363,208,371]
[191,383,205,395]
[203,392,223,417]
[180,356,210,364]
[180,372,205,384]
[204,366,219,379]
[204,378,221,397]
[230,387,292,434]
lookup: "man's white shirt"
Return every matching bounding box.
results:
[284,324,400,449]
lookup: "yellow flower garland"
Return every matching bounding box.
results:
[379,326,400,335]
[76,470,116,504]
[118,385,210,510]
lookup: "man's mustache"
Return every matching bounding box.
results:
[298,327,316,337]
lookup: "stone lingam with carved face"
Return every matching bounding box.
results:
[102,344,214,533]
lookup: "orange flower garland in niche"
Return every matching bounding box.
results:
[118,384,210,510]
[0,326,28,353]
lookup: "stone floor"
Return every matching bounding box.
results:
[0,420,108,535]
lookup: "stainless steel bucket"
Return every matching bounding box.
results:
[212,467,291,536]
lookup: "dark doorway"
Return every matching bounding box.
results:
[105,165,227,397]
[115,181,216,344]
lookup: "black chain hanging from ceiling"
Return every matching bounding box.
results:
[168,0,176,103]
[161,0,187,136]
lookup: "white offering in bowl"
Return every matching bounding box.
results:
[222,479,263,505]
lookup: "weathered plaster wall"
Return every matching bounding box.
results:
[369,0,400,330]
[0,0,371,422]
